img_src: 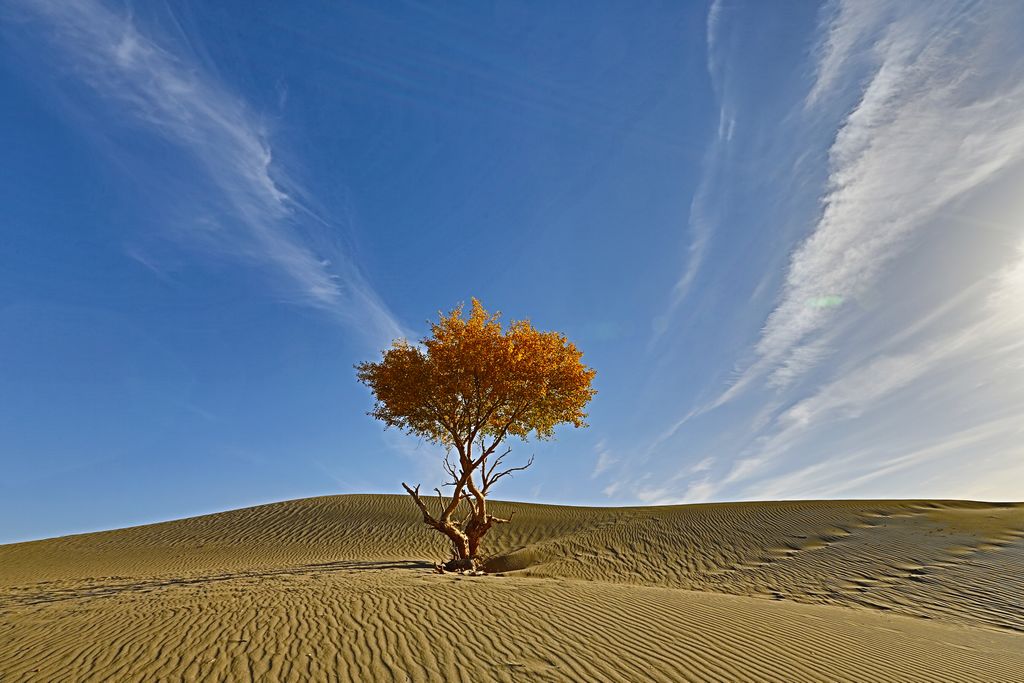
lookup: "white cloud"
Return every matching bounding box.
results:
[634,486,674,505]
[680,478,717,504]
[750,414,1024,501]
[591,440,617,478]
[690,456,714,473]
[651,0,731,342]
[724,0,1024,398]
[724,456,763,486]
[640,1,1024,505]
[803,1,891,109]
[15,0,405,346]
[724,238,1024,490]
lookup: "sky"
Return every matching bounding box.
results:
[2,1,1023,543]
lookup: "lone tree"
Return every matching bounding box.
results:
[356,299,596,571]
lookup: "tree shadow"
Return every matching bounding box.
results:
[306,559,436,572]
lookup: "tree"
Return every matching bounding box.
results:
[356,299,596,571]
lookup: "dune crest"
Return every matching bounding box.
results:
[2,495,1022,681]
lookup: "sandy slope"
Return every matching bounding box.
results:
[1,495,1022,681]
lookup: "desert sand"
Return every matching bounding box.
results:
[1,495,1022,681]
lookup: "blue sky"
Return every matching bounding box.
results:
[2,1,1023,543]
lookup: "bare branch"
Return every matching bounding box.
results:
[442,453,459,484]
[402,482,440,527]
[472,400,533,469]
[482,455,534,495]
[484,447,513,482]
[433,487,450,516]
[487,510,517,525]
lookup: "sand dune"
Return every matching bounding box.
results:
[2,495,1022,681]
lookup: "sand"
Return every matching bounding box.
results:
[1,496,1022,681]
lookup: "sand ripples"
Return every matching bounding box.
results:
[2,495,1022,681]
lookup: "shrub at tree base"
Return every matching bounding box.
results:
[356,299,596,571]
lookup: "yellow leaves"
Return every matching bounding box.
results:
[356,299,596,448]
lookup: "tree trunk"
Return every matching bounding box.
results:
[465,516,487,559]
[439,523,478,571]
[443,524,471,561]
[402,443,527,572]
[409,507,504,573]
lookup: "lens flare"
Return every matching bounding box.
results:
[806,295,844,309]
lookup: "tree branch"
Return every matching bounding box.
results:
[402,483,440,527]
[472,399,534,469]
[484,447,513,483]
[434,487,450,517]
[487,510,517,525]
[482,455,534,496]
[442,452,459,484]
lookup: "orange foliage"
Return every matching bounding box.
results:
[356,299,596,452]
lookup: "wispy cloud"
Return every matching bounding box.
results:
[12,0,405,345]
[651,0,729,341]
[630,0,1024,505]
[711,0,1024,401]
[724,235,1024,492]
[591,439,617,478]
[750,413,1024,502]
